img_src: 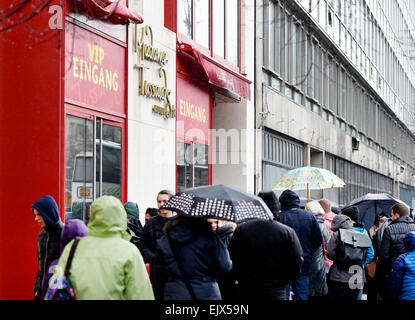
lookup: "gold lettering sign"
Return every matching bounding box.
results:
[179,99,206,123]
[133,25,175,119]
[72,44,119,92]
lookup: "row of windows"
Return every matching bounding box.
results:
[260,130,394,206]
[263,70,412,169]
[262,130,304,169]
[177,0,239,67]
[295,0,415,135]
[262,0,415,171]
[325,154,394,205]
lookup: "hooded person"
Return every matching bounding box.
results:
[124,201,143,249]
[326,214,371,300]
[49,196,154,300]
[257,191,280,221]
[389,231,415,300]
[153,215,232,300]
[278,190,323,300]
[42,219,88,299]
[31,195,64,300]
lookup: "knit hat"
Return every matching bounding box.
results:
[341,206,359,222]
[124,201,139,219]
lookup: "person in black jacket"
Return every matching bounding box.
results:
[228,218,303,300]
[138,190,174,299]
[145,207,159,223]
[31,195,64,300]
[124,201,143,249]
[278,189,323,300]
[377,202,415,299]
[154,215,232,300]
[207,218,237,300]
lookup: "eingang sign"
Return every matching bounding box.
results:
[65,23,125,114]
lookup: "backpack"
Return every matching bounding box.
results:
[46,238,81,300]
[336,229,372,271]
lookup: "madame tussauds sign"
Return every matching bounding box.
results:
[133,25,175,119]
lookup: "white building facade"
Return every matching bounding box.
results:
[127,0,256,221]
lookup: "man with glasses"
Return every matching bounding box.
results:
[138,190,174,300]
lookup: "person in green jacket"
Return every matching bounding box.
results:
[49,196,154,300]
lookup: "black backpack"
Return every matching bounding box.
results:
[336,229,372,270]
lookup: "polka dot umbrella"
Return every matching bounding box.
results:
[160,184,274,223]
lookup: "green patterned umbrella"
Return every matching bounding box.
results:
[272,166,345,202]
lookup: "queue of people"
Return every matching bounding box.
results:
[30,188,415,300]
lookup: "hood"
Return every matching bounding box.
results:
[279,189,301,211]
[404,232,415,252]
[331,214,354,232]
[60,219,88,253]
[124,201,139,220]
[257,191,280,219]
[31,195,61,227]
[165,216,212,244]
[87,196,131,241]
[216,224,234,237]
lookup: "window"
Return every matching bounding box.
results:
[176,142,209,192]
[65,115,123,224]
[195,0,210,49]
[178,0,240,66]
[294,90,302,104]
[271,76,282,91]
[305,97,312,110]
[178,0,192,39]
[226,0,239,66]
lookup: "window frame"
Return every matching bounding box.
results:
[177,0,241,72]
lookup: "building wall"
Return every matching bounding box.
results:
[0,1,64,299]
[212,0,256,194]
[256,0,415,206]
[128,0,177,220]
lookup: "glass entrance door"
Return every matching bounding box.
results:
[65,114,123,224]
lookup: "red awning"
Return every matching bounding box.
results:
[178,41,251,101]
[71,0,143,25]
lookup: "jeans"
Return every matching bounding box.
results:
[286,275,310,300]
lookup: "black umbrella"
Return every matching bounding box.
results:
[342,193,411,230]
[161,184,274,223]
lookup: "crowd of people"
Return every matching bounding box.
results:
[30,188,415,300]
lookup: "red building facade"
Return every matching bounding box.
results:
[0,1,132,299]
[0,0,251,299]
